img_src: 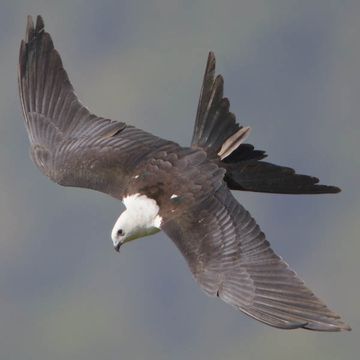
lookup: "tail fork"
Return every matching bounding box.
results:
[192,52,341,195]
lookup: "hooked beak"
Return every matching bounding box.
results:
[114,242,122,252]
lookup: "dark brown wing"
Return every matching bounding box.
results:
[19,15,173,199]
[162,185,350,331]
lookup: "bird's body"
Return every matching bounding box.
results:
[19,15,350,332]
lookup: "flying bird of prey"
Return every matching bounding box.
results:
[19,15,350,332]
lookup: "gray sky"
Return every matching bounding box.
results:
[0,1,359,359]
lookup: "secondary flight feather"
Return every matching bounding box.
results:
[19,15,350,331]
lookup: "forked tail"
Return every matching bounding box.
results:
[191,53,340,194]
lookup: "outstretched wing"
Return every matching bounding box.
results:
[162,185,350,331]
[192,52,340,194]
[19,16,173,199]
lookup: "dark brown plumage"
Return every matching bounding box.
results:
[19,15,349,331]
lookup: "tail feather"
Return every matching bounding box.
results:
[225,161,341,194]
[218,126,251,160]
[223,143,267,162]
[191,52,341,195]
[191,52,243,155]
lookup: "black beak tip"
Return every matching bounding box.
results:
[114,243,121,252]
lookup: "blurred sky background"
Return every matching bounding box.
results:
[0,1,359,359]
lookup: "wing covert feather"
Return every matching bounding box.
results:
[19,16,172,198]
[162,186,350,331]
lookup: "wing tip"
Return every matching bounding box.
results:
[207,51,216,69]
[20,15,46,81]
[203,51,216,82]
[25,15,45,43]
[328,185,342,193]
[303,319,351,332]
[311,184,341,194]
[241,305,351,332]
[35,15,45,33]
[25,15,34,43]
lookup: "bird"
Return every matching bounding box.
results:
[19,15,350,332]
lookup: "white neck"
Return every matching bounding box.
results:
[111,193,162,247]
[123,193,162,228]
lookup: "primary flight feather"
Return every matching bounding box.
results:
[19,15,350,331]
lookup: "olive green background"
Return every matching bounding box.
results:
[0,1,359,359]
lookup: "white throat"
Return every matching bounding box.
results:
[111,193,162,247]
[122,193,162,228]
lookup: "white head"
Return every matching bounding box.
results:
[111,194,162,251]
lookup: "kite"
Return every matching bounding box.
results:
[19,16,350,331]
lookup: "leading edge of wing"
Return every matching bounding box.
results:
[18,16,175,198]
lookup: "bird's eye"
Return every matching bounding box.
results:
[117,229,124,237]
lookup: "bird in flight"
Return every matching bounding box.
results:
[19,15,350,332]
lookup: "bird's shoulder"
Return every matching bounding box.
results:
[125,145,226,219]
